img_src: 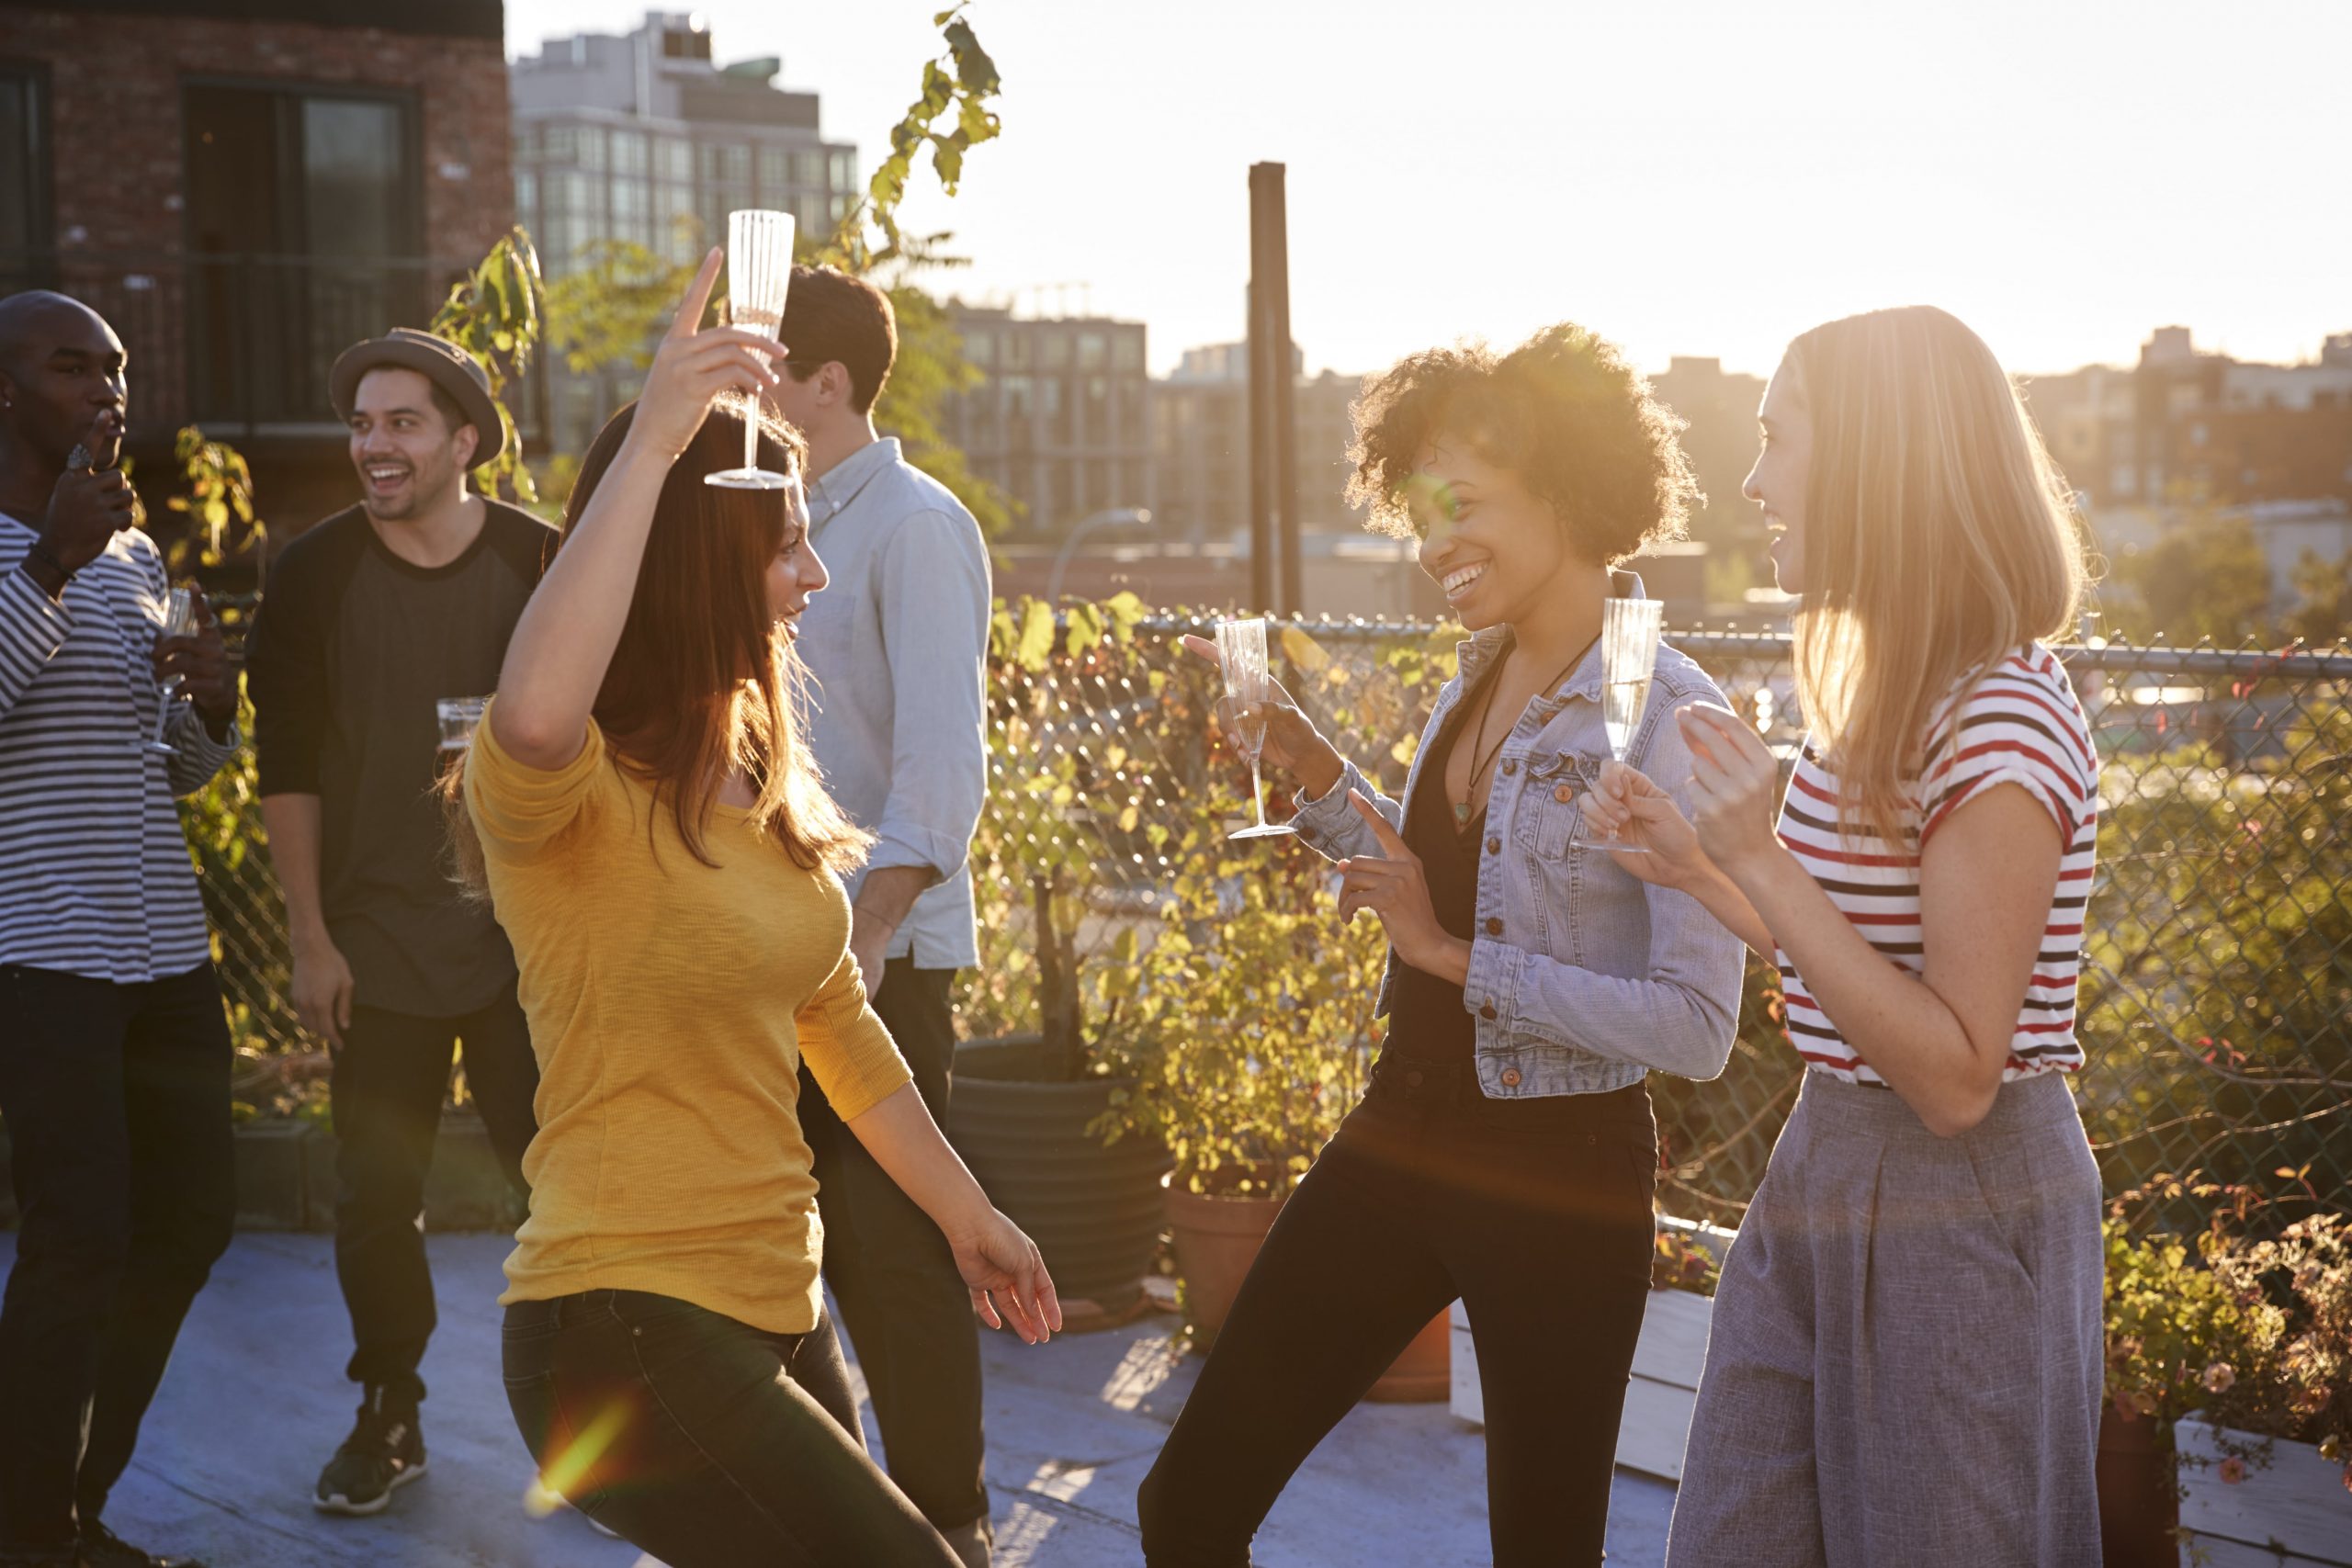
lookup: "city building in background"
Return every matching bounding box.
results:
[1648,355,1764,618]
[0,0,514,529]
[510,9,859,457]
[941,300,1152,541]
[2026,327,2352,621]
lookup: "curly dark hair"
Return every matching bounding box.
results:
[1346,323,1701,564]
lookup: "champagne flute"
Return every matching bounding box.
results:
[1568,596,1665,852]
[436,696,489,756]
[143,587,198,756]
[704,208,797,491]
[1216,616,1295,840]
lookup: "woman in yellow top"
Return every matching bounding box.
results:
[459,252,1058,1568]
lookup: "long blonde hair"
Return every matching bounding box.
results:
[1785,306,2088,845]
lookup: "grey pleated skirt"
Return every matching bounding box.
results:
[1664,1070,2104,1568]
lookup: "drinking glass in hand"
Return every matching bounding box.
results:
[436,696,489,758]
[704,209,797,491]
[1568,596,1665,852]
[143,587,197,756]
[1216,616,1295,840]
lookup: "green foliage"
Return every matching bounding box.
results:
[814,6,1003,275]
[543,234,692,377]
[159,426,264,573]
[2104,1174,2352,1493]
[2286,547,2352,646]
[2112,511,2274,644]
[428,227,548,505]
[2077,704,2352,1202]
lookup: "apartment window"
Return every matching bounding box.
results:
[1001,333,1031,371]
[612,178,650,246]
[1043,333,1071,371]
[793,150,824,187]
[657,137,693,183]
[964,333,993,368]
[0,63,53,291]
[542,124,578,164]
[513,168,537,231]
[1001,374,1034,420]
[183,82,422,424]
[1078,333,1107,371]
[698,142,750,186]
[829,149,857,190]
[575,125,605,173]
[611,129,647,177]
[1113,333,1143,372]
[795,194,830,237]
[756,143,789,192]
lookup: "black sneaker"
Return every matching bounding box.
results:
[76,1521,208,1567]
[312,1386,428,1516]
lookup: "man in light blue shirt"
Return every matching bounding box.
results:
[771,266,996,1567]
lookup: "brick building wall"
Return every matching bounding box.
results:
[2,1,513,528]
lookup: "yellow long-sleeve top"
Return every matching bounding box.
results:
[464,702,912,1334]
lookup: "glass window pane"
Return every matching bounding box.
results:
[576,125,605,173]
[1043,333,1070,370]
[0,70,47,261]
[301,97,405,258]
[793,150,823,187]
[1113,333,1143,371]
[795,194,830,236]
[756,144,789,190]
[964,333,992,368]
[1079,333,1107,370]
[657,137,692,183]
[610,129,646,177]
[828,149,856,190]
[543,124,577,164]
[698,142,749,184]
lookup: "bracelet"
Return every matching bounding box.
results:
[25,541,72,583]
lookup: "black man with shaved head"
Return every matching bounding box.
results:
[0,290,241,1568]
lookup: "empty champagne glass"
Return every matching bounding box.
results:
[704,208,797,491]
[436,696,489,757]
[1216,616,1295,840]
[1568,596,1665,852]
[143,587,197,756]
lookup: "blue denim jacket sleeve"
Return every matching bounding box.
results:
[1287,755,1403,864]
[1460,677,1747,1081]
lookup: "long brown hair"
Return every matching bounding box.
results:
[446,400,867,891]
[1785,306,2089,845]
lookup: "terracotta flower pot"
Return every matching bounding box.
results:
[1166,1181,1449,1403]
[2097,1404,2178,1568]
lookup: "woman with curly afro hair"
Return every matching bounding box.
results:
[1138,324,1749,1566]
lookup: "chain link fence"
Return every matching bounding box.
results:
[195,601,2352,1219]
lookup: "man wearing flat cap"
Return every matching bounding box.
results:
[243,329,554,1518]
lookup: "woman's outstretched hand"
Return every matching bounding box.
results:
[628,247,788,462]
[950,1209,1063,1346]
[1178,634,1342,796]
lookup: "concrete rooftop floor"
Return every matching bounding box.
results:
[0,1232,1676,1566]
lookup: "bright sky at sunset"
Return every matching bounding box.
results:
[503,0,2352,383]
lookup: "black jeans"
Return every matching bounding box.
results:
[0,963,236,1556]
[503,1290,960,1566]
[1137,1052,1659,1568]
[796,961,986,1530]
[332,995,537,1403]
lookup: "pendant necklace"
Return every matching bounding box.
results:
[1453,639,1598,829]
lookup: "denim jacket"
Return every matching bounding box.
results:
[1291,575,1747,1099]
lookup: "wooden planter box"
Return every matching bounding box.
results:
[2175,1417,2352,1567]
[1450,1286,1714,1482]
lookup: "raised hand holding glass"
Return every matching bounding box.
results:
[704,209,797,491]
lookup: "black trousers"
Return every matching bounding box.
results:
[0,963,236,1556]
[1137,1053,1659,1568]
[503,1291,960,1567]
[796,961,987,1531]
[331,994,537,1404]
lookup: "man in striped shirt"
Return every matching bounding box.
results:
[0,292,241,1568]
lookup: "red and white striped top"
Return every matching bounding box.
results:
[1773,644,2099,1084]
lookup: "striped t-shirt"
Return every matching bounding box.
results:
[1773,644,2099,1084]
[0,513,240,983]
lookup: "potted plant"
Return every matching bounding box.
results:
[2169,1202,2352,1565]
[2099,1172,2352,1567]
[944,595,1174,1325]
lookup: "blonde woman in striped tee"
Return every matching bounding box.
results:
[1584,306,2104,1567]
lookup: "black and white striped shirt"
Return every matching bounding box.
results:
[0,512,240,983]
